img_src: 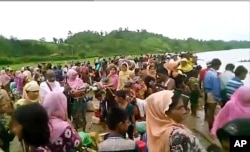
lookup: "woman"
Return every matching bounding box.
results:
[211,86,250,137]
[14,70,24,94]
[146,90,205,152]
[143,65,156,97]
[178,58,193,77]
[104,65,118,90]
[14,81,40,109]
[12,103,51,152]
[22,70,32,86]
[0,70,11,94]
[117,62,131,90]
[164,60,183,82]
[43,92,81,152]
[0,91,15,152]
[66,69,86,130]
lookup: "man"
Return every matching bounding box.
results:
[98,107,140,152]
[39,70,64,103]
[204,58,222,130]
[219,64,235,105]
[226,65,248,99]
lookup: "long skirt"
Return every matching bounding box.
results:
[70,98,87,129]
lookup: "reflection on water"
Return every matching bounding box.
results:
[196,48,250,86]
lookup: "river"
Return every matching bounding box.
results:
[196,48,250,86]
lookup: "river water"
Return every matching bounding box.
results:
[196,48,250,86]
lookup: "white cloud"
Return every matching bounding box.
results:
[0,1,249,41]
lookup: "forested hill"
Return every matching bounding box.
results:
[0,28,249,64]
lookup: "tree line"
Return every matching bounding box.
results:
[0,28,249,65]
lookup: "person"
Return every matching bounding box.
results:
[226,65,248,100]
[114,90,137,140]
[156,67,175,90]
[0,92,15,152]
[12,103,51,152]
[204,58,222,130]
[145,90,206,152]
[0,70,11,93]
[143,65,156,97]
[219,64,235,104]
[98,107,140,152]
[95,91,108,130]
[42,92,81,152]
[178,58,193,77]
[211,86,250,137]
[188,69,202,117]
[104,65,118,90]
[22,70,33,86]
[39,70,64,103]
[117,62,131,90]
[15,81,40,109]
[66,69,87,130]
[216,118,250,152]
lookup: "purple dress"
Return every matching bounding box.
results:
[49,126,81,152]
[30,146,51,152]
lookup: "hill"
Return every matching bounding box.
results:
[0,28,249,65]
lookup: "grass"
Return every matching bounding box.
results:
[3,57,97,70]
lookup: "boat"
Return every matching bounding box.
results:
[238,59,250,62]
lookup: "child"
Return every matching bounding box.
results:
[94,91,108,131]
[188,70,202,117]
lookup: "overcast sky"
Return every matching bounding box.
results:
[0,1,249,41]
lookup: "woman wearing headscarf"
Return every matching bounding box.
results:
[117,62,131,90]
[164,60,183,82]
[43,92,81,151]
[14,80,40,109]
[178,58,193,78]
[66,69,87,130]
[0,89,15,152]
[14,70,24,94]
[0,70,11,94]
[22,70,32,86]
[146,90,205,152]
[211,86,250,137]
[143,65,156,97]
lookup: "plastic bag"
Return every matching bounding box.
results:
[78,131,93,147]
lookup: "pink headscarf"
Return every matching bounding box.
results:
[43,91,70,143]
[211,86,250,136]
[0,70,11,85]
[67,69,84,89]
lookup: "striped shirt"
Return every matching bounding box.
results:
[226,77,244,99]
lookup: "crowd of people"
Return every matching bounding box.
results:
[0,53,249,152]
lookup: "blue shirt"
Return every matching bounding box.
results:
[226,77,244,99]
[204,69,221,101]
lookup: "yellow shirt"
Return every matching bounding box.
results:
[117,70,131,90]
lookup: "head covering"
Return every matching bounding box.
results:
[146,90,190,152]
[0,70,11,86]
[146,65,156,78]
[22,80,40,101]
[211,86,250,136]
[180,58,188,62]
[43,91,70,143]
[0,88,10,102]
[66,69,84,89]
[23,70,32,81]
